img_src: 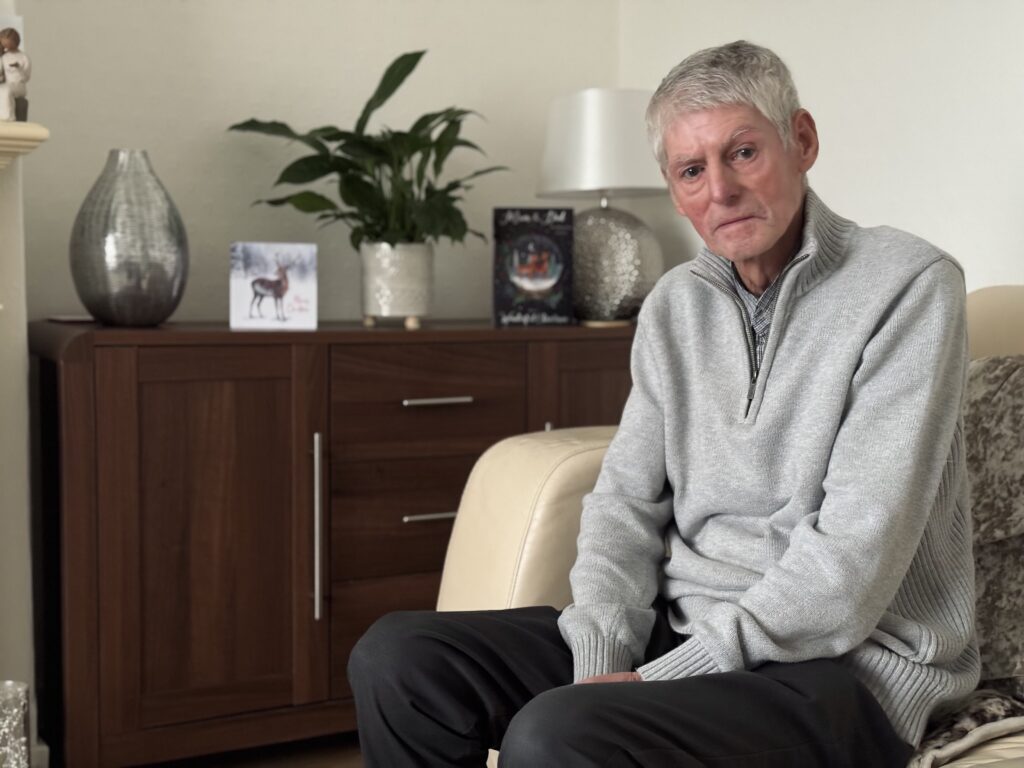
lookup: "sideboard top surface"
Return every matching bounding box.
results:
[28,319,636,360]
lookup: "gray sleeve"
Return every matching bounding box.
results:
[638,258,970,681]
[557,305,675,681]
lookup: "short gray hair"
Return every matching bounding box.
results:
[646,41,802,170]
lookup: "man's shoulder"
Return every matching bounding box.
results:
[846,223,964,281]
[637,263,706,324]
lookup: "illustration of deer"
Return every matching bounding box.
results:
[249,257,293,321]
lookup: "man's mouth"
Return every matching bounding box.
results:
[715,216,756,232]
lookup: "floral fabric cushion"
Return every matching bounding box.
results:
[912,689,1024,767]
[965,355,1024,699]
[912,356,1024,765]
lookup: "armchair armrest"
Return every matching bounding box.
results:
[437,426,615,612]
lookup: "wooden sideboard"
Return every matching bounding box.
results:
[29,320,634,767]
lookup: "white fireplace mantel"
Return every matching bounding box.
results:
[0,121,49,169]
[0,113,51,765]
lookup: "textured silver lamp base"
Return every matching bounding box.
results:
[573,205,662,324]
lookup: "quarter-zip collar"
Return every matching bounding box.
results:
[687,189,856,420]
[689,188,856,294]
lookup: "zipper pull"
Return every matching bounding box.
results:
[745,379,756,417]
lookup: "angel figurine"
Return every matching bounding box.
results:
[0,28,30,121]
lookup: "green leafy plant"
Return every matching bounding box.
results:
[229,51,506,249]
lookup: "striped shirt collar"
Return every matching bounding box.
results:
[730,258,791,371]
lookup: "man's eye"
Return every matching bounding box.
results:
[679,166,702,180]
[733,147,755,161]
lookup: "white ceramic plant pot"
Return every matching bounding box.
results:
[359,242,433,330]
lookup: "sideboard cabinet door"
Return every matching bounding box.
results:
[94,344,328,737]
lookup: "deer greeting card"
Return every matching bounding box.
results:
[229,242,317,330]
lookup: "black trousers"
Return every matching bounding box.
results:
[347,606,915,767]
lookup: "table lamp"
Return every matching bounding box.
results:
[539,88,666,325]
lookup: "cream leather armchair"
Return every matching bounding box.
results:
[437,425,613,613]
[437,285,1024,767]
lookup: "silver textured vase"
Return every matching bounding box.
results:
[360,242,433,330]
[70,149,189,326]
[573,204,663,324]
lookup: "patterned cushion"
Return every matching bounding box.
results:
[966,355,1024,699]
[912,690,1024,767]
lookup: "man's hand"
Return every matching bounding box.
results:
[577,671,642,684]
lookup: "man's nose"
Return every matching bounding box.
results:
[706,162,740,204]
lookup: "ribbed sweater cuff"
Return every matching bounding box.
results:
[636,637,720,681]
[569,635,634,682]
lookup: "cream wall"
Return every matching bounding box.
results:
[21,0,618,321]
[19,1,1024,319]
[618,0,1024,291]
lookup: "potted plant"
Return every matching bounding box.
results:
[229,50,505,329]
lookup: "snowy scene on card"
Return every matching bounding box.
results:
[230,242,317,330]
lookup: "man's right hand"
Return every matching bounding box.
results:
[577,672,642,684]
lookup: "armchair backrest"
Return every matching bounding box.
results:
[437,427,614,611]
[966,285,1024,359]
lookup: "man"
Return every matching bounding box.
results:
[348,41,978,767]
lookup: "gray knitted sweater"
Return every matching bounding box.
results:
[558,190,980,747]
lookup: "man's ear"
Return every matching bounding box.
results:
[791,109,819,173]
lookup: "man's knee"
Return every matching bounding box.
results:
[347,610,441,693]
[500,686,607,767]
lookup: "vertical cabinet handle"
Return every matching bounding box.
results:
[313,431,323,622]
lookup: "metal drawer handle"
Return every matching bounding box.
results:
[401,396,474,407]
[401,511,458,524]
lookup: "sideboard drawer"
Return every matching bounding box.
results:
[331,454,476,580]
[331,343,527,460]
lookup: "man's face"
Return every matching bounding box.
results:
[662,104,818,267]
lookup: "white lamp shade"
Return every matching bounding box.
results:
[539,88,665,198]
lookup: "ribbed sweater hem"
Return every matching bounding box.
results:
[636,637,721,681]
[570,636,634,682]
[842,643,979,746]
